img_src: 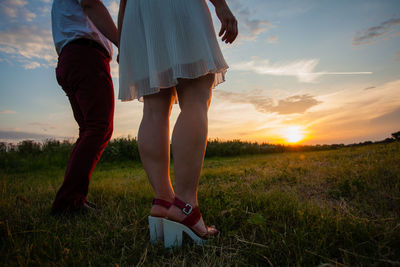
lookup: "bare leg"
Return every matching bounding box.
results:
[167,73,217,236]
[138,88,175,217]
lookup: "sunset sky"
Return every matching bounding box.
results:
[0,0,399,145]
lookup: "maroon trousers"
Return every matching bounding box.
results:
[51,41,114,212]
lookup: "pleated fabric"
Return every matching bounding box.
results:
[118,0,228,102]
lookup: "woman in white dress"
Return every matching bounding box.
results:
[118,0,237,247]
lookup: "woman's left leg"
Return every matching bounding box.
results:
[167,73,217,236]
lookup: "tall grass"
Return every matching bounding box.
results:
[1,142,399,265]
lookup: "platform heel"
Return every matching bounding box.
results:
[148,216,164,244]
[163,197,218,248]
[148,199,172,244]
[163,218,207,248]
[163,219,183,248]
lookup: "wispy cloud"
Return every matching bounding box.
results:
[267,35,278,44]
[270,95,322,114]
[220,0,273,42]
[0,0,37,22]
[210,79,400,144]
[0,25,56,69]
[231,59,372,83]
[370,107,400,126]
[353,17,400,46]
[215,90,321,115]
[285,79,400,143]
[22,9,36,22]
[0,110,17,114]
[0,0,27,17]
[24,61,41,69]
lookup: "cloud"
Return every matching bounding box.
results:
[283,79,400,144]
[107,1,119,19]
[39,6,50,15]
[267,35,278,44]
[0,0,37,22]
[0,110,17,114]
[269,95,322,115]
[24,61,41,69]
[22,9,36,21]
[209,80,400,145]
[215,90,321,115]
[364,86,376,91]
[0,25,57,67]
[2,6,18,18]
[231,59,372,83]
[1,0,28,8]
[1,0,28,13]
[370,107,400,127]
[353,17,400,46]
[0,130,68,142]
[214,0,273,42]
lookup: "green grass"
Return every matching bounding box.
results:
[1,142,400,266]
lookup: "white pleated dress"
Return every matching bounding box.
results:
[118,0,228,101]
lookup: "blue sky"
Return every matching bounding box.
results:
[0,0,399,144]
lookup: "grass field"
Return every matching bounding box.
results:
[1,142,400,266]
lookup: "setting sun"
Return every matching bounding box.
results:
[283,126,305,144]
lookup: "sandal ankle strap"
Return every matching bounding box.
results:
[173,197,202,227]
[152,198,172,209]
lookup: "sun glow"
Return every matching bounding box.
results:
[283,126,305,144]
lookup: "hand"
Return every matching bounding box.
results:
[215,5,238,44]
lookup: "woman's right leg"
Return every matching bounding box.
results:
[138,88,175,217]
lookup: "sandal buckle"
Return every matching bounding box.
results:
[182,203,193,215]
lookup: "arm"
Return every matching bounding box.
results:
[80,0,119,47]
[209,0,238,44]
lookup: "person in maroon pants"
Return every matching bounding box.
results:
[50,0,118,214]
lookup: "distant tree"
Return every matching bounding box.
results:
[17,140,41,154]
[0,142,6,153]
[392,131,400,141]
[382,138,395,143]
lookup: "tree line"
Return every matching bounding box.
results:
[0,131,399,172]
